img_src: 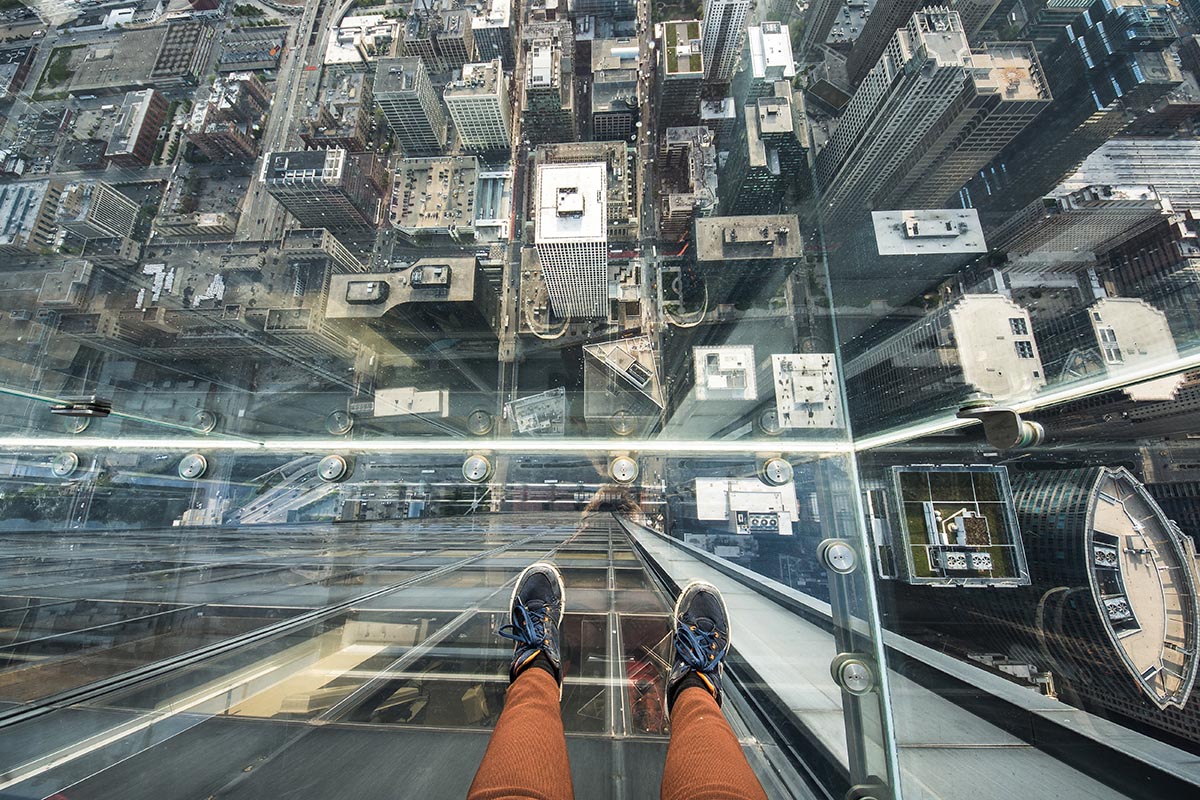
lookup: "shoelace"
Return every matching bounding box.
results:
[673,615,726,673]
[497,601,552,647]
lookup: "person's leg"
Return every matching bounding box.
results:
[467,667,573,800]
[660,582,768,800]
[468,562,574,800]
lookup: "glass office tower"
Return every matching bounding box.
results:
[1,1,1200,798]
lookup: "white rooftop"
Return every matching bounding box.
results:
[748,23,795,80]
[872,209,987,256]
[325,14,398,65]
[534,162,607,244]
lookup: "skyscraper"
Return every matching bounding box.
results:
[443,59,511,153]
[948,0,1005,36]
[1031,297,1181,397]
[374,57,448,156]
[591,38,639,142]
[471,0,514,70]
[659,126,718,243]
[844,0,926,87]
[262,150,387,231]
[657,20,705,132]
[402,4,476,72]
[988,184,1168,255]
[523,30,577,144]
[58,182,140,242]
[796,0,843,62]
[701,0,750,83]
[721,81,809,215]
[534,162,608,318]
[743,23,796,102]
[816,11,1051,225]
[964,0,1181,226]
[844,293,1045,427]
[105,89,169,167]
[993,467,1200,712]
[694,214,803,307]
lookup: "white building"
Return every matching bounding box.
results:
[694,477,799,536]
[701,0,751,82]
[693,346,757,401]
[746,22,795,98]
[444,59,511,153]
[534,162,608,318]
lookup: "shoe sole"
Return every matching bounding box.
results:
[666,579,730,720]
[509,561,566,699]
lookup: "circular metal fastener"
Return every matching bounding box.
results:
[759,457,793,486]
[467,409,494,436]
[318,455,351,483]
[831,654,875,696]
[846,784,887,800]
[325,410,354,436]
[462,454,493,483]
[818,538,858,575]
[178,453,208,480]
[66,416,91,434]
[609,455,639,484]
[757,407,783,436]
[51,452,79,478]
[609,409,636,436]
[193,410,218,433]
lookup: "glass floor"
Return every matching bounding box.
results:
[0,514,806,799]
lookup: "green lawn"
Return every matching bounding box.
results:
[35,45,85,99]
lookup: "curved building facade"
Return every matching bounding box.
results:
[1011,467,1200,710]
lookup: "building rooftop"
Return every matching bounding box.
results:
[754,95,796,136]
[592,37,639,75]
[695,215,803,262]
[51,28,163,94]
[913,9,970,66]
[694,346,757,401]
[389,156,479,233]
[0,180,50,249]
[534,162,607,244]
[445,59,503,98]
[472,0,511,29]
[526,40,561,88]
[891,465,1029,587]
[263,149,344,183]
[1083,468,1199,708]
[326,256,481,319]
[968,43,1050,103]
[325,14,398,65]
[150,20,211,80]
[107,89,159,158]
[700,96,737,122]
[747,22,795,81]
[374,56,425,94]
[662,20,703,76]
[872,209,987,256]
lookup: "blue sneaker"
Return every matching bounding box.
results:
[498,562,566,691]
[666,580,731,715]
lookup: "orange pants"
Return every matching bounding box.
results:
[467,667,769,800]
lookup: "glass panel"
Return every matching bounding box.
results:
[7,0,1200,795]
